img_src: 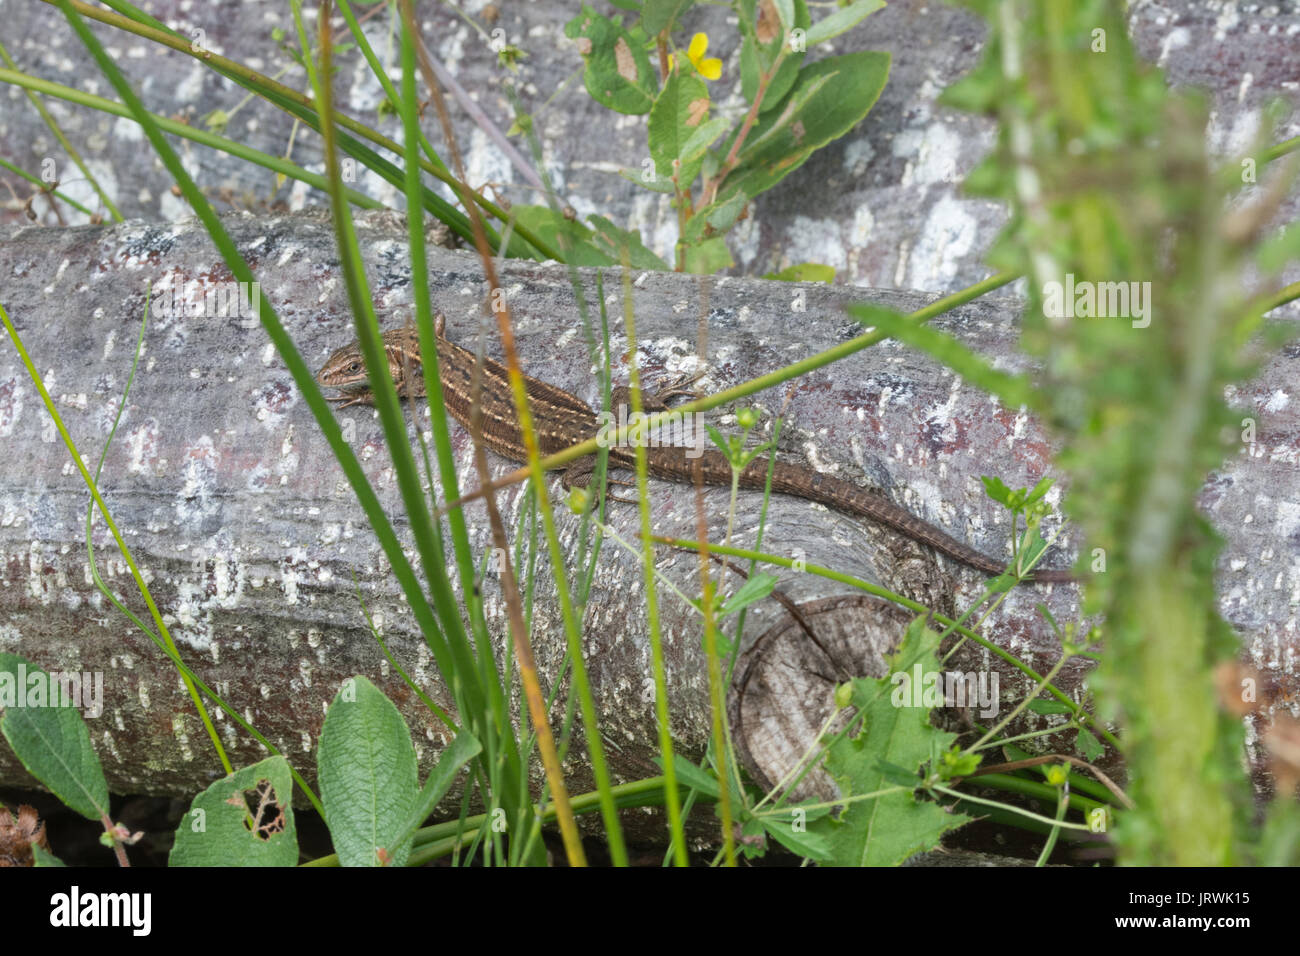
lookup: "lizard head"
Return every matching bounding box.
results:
[316,343,368,387]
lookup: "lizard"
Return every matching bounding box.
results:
[315,317,1075,584]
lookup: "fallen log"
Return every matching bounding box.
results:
[0,211,1284,823]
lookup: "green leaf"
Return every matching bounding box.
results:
[1035,602,1062,637]
[722,51,890,205]
[169,756,299,866]
[680,235,734,273]
[981,474,1015,507]
[760,52,805,113]
[738,0,809,110]
[0,654,109,821]
[772,0,796,33]
[683,190,750,243]
[939,745,983,779]
[619,164,677,193]
[847,303,1037,409]
[1026,698,1075,715]
[872,758,924,788]
[588,215,673,269]
[720,572,779,616]
[704,423,734,459]
[809,621,970,865]
[1076,727,1105,762]
[681,115,730,166]
[1024,476,1055,506]
[658,754,721,797]
[317,676,419,867]
[1257,219,1300,274]
[1016,528,1054,575]
[761,814,834,860]
[512,206,670,270]
[390,730,482,851]
[649,71,712,182]
[1257,800,1300,866]
[804,0,885,47]
[32,845,67,867]
[565,5,657,114]
[764,262,835,282]
[640,0,694,36]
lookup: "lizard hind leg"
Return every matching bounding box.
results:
[607,369,707,417]
[649,368,708,406]
[561,457,641,504]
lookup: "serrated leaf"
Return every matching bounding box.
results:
[0,654,109,821]
[169,756,298,866]
[1076,727,1105,761]
[981,474,1014,506]
[317,676,419,867]
[565,5,657,114]
[809,622,969,865]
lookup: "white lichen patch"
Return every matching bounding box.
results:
[174,435,221,531]
[171,714,193,762]
[125,419,163,475]
[99,729,121,766]
[908,196,979,290]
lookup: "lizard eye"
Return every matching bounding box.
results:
[348,362,361,373]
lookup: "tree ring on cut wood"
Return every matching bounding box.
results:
[730,594,914,802]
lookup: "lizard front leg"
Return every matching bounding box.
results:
[325,390,373,409]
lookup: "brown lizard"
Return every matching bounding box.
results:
[315,317,1074,584]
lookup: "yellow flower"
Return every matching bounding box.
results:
[669,32,722,81]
